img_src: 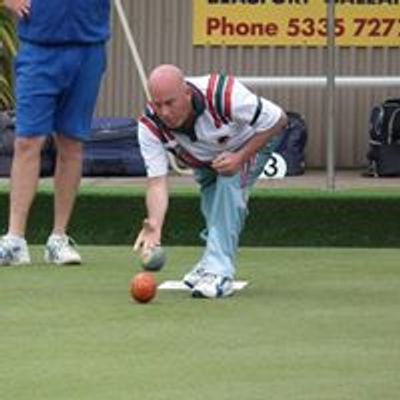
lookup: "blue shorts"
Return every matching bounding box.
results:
[15,41,106,141]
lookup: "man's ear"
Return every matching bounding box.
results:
[184,83,192,98]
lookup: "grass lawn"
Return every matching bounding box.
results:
[1,246,400,400]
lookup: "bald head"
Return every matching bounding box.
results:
[148,64,186,98]
[147,64,192,129]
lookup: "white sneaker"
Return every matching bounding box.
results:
[182,263,206,289]
[0,235,31,266]
[192,273,234,299]
[44,234,82,265]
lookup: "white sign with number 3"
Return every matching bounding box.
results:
[259,152,287,180]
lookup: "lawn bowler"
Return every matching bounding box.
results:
[134,64,287,298]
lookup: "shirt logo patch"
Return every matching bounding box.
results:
[217,135,229,144]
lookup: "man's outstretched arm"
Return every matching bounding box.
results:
[134,175,168,251]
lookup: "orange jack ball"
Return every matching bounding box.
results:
[130,272,157,303]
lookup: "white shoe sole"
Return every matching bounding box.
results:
[44,253,82,266]
[192,285,234,299]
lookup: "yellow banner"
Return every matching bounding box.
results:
[193,0,400,46]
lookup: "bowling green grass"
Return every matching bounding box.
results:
[1,246,400,400]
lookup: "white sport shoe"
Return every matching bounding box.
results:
[192,273,234,299]
[44,234,82,265]
[182,263,206,289]
[0,235,31,266]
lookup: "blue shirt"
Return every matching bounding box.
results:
[18,0,110,44]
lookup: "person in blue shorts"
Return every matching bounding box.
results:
[0,0,110,266]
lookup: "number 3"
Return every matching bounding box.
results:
[264,154,279,177]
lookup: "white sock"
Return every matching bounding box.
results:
[6,233,26,244]
[48,233,66,242]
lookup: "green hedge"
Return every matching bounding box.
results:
[1,187,400,247]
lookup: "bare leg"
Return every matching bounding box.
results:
[52,135,83,235]
[8,137,46,237]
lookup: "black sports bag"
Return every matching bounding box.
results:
[365,98,400,177]
[274,111,308,176]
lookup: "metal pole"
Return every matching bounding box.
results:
[231,76,400,88]
[326,0,336,191]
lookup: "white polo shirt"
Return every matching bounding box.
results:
[138,74,283,177]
